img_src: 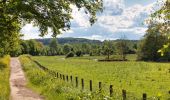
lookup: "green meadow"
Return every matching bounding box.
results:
[0,56,10,100]
[19,55,170,100]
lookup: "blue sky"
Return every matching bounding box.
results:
[125,0,156,7]
[21,0,162,41]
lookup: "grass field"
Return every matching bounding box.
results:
[0,56,10,100]
[20,55,170,99]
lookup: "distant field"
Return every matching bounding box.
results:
[0,56,10,100]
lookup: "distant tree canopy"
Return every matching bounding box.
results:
[0,0,103,56]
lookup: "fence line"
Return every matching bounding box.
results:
[27,56,169,100]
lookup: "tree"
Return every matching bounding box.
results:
[137,24,170,61]
[66,51,75,58]
[75,50,82,57]
[0,16,21,56]
[81,43,90,54]
[102,40,114,59]
[116,38,129,61]
[90,44,101,56]
[20,40,30,54]
[150,0,170,55]
[63,44,72,55]
[0,0,102,56]
[49,39,59,56]
[27,40,44,56]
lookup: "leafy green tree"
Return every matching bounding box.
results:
[81,43,90,54]
[75,50,82,57]
[66,51,75,58]
[90,44,101,56]
[0,0,102,55]
[0,0,102,54]
[20,40,30,54]
[63,44,72,55]
[102,40,114,59]
[27,40,44,56]
[137,24,170,61]
[116,38,129,61]
[150,0,170,55]
[49,39,59,56]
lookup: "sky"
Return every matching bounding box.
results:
[21,0,163,41]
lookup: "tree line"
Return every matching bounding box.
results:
[13,38,137,60]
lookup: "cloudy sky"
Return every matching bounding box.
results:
[21,0,163,41]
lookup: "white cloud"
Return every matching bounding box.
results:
[70,5,91,28]
[95,1,163,37]
[21,0,162,40]
[103,0,124,15]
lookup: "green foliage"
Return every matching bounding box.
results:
[0,0,102,36]
[90,44,101,56]
[137,24,170,61]
[115,38,129,61]
[0,56,10,100]
[0,0,102,56]
[63,44,73,55]
[150,0,170,55]
[102,40,115,59]
[75,50,82,57]
[66,51,75,58]
[49,39,61,56]
[28,40,44,56]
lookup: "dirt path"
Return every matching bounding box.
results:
[10,58,44,100]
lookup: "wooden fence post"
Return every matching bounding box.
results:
[90,80,92,91]
[66,75,68,82]
[110,85,113,97]
[70,76,73,82]
[76,77,78,87]
[81,78,84,90]
[54,72,57,78]
[63,75,65,81]
[122,89,126,100]
[99,82,102,92]
[60,74,62,79]
[143,93,147,100]
[57,72,58,78]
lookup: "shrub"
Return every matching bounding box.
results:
[66,51,74,58]
[75,51,82,57]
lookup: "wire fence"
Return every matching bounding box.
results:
[27,56,170,100]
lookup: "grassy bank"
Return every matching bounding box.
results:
[31,55,170,99]
[0,56,10,100]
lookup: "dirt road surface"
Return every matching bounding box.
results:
[10,58,43,100]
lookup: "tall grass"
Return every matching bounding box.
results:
[0,55,10,100]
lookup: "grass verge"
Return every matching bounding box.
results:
[0,55,10,100]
